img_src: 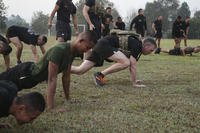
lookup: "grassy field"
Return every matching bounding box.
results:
[0,38,200,132]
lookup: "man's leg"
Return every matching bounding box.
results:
[9,37,23,64]
[94,51,130,86]
[101,51,130,76]
[71,60,95,75]
[184,37,187,47]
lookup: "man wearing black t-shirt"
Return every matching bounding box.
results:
[172,16,184,48]
[0,34,12,70]
[115,17,125,30]
[102,7,114,36]
[83,0,103,39]
[71,35,156,87]
[152,15,163,54]
[6,25,47,64]
[48,0,78,42]
[182,16,190,47]
[130,9,147,37]
[0,80,45,128]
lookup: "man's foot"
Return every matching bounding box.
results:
[17,60,22,65]
[93,72,106,86]
[154,48,161,54]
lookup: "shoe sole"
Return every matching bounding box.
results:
[93,75,104,87]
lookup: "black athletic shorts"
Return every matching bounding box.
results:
[87,39,118,67]
[136,29,145,37]
[154,31,162,38]
[6,26,18,39]
[0,62,38,90]
[56,20,72,41]
[169,48,182,56]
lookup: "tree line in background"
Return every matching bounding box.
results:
[0,0,200,39]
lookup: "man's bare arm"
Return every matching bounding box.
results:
[30,45,39,62]
[62,65,71,100]
[83,5,95,30]
[47,61,59,110]
[3,55,10,70]
[40,46,46,55]
[48,5,59,28]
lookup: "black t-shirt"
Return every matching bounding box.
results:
[115,22,125,30]
[128,36,142,61]
[0,81,18,118]
[102,13,113,25]
[154,19,162,32]
[7,26,39,45]
[56,0,76,23]
[130,15,147,31]
[172,20,184,37]
[85,0,100,22]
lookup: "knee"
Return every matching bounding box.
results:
[121,59,130,69]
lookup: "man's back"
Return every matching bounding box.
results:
[31,43,73,82]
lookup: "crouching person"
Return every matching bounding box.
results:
[71,34,156,87]
[0,80,45,128]
[0,31,97,111]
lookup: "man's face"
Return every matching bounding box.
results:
[106,8,112,14]
[77,39,94,53]
[142,43,156,55]
[139,10,144,15]
[158,16,163,20]
[15,105,41,125]
[186,18,190,23]
[37,37,46,46]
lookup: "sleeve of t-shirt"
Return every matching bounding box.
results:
[85,0,95,7]
[56,0,62,6]
[47,47,64,66]
[71,3,77,14]
[128,37,141,60]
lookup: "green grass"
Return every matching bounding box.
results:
[0,38,200,132]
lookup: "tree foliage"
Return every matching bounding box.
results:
[6,14,29,28]
[177,2,191,19]
[0,0,7,32]
[31,11,48,34]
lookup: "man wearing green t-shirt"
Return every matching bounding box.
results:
[0,31,97,110]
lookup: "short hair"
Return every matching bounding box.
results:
[1,42,12,55]
[42,36,47,44]
[138,8,143,13]
[177,16,182,20]
[106,7,111,10]
[16,92,45,113]
[143,37,157,48]
[80,30,98,45]
[117,16,121,20]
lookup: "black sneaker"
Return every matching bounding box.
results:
[154,48,161,54]
[93,72,106,86]
[17,60,22,65]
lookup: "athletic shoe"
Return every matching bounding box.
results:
[154,48,161,54]
[17,60,22,65]
[93,72,106,86]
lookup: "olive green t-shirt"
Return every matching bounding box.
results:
[31,43,73,82]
